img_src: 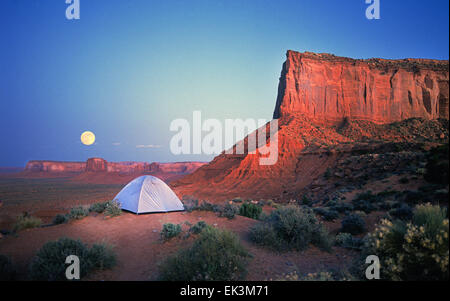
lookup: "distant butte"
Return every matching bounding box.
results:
[24,158,206,174]
[20,159,207,184]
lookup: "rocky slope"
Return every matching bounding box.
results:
[172,50,449,201]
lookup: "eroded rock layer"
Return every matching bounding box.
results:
[273,51,449,124]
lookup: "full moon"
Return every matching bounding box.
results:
[81,131,95,146]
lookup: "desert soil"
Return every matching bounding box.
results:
[0,210,355,281]
[0,177,124,230]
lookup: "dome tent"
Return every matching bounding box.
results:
[114,175,184,214]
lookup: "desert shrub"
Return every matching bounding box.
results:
[239,202,262,220]
[249,222,284,250]
[313,207,339,221]
[29,238,116,281]
[399,177,409,184]
[325,199,337,207]
[313,207,327,216]
[299,272,336,281]
[182,199,199,212]
[183,200,220,213]
[324,168,332,179]
[219,203,239,220]
[87,243,117,270]
[198,201,221,212]
[353,210,367,218]
[323,210,339,221]
[13,214,42,232]
[0,255,15,281]
[416,168,426,175]
[249,206,332,252]
[29,238,91,280]
[68,206,89,220]
[275,270,354,281]
[335,233,364,250]
[52,214,69,225]
[413,203,448,236]
[403,190,429,205]
[158,226,250,281]
[341,214,366,235]
[362,203,449,280]
[300,195,312,206]
[184,200,236,218]
[355,191,378,202]
[377,190,399,198]
[300,271,354,281]
[189,221,207,234]
[335,232,352,246]
[265,199,276,207]
[389,204,413,221]
[352,198,377,214]
[161,223,182,240]
[379,200,400,211]
[351,190,398,213]
[276,271,333,281]
[89,201,109,213]
[255,199,265,206]
[424,144,449,185]
[104,200,122,217]
[328,201,354,214]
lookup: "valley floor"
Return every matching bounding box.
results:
[0,210,356,281]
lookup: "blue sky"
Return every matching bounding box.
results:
[0,0,448,167]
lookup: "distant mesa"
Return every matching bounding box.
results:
[24,160,85,173]
[23,158,207,183]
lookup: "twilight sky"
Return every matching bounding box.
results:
[0,0,449,167]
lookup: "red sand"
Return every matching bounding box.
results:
[0,210,354,281]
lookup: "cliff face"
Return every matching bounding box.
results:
[273,51,449,124]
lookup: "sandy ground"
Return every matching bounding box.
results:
[0,210,355,281]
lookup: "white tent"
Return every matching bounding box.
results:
[113,175,184,214]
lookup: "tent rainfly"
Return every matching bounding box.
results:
[113,175,184,214]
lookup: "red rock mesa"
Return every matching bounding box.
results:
[273,51,449,124]
[172,50,449,201]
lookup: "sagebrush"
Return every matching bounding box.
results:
[161,223,182,240]
[362,203,448,281]
[13,214,42,232]
[159,226,250,281]
[239,202,262,220]
[29,238,117,281]
[249,206,333,251]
